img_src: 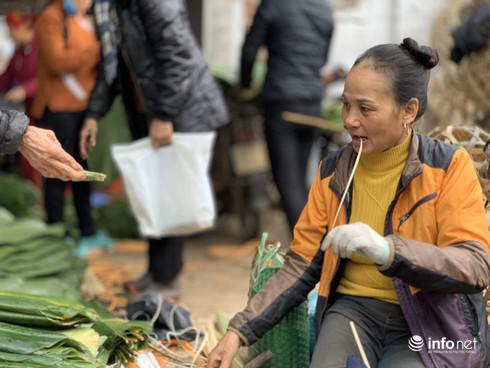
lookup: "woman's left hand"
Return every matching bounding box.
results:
[321,222,390,265]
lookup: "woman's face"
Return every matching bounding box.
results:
[73,0,93,14]
[341,60,415,154]
[9,26,34,46]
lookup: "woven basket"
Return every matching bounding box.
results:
[428,125,490,202]
[248,233,310,368]
[424,0,490,132]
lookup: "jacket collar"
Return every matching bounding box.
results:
[330,133,423,197]
[400,132,423,189]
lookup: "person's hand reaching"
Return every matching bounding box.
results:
[19,126,84,181]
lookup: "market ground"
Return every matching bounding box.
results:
[92,209,292,327]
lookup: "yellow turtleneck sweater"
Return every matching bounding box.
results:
[336,132,412,304]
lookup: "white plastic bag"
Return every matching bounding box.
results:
[111,132,216,237]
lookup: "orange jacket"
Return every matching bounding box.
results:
[32,0,100,118]
[230,134,490,368]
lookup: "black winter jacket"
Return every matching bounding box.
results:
[450,3,490,63]
[0,110,28,154]
[241,0,334,102]
[87,0,229,134]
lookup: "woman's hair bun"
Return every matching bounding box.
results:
[401,38,439,69]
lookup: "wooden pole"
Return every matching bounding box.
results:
[282,112,344,133]
[349,321,371,368]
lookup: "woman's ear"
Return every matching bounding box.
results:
[403,98,419,127]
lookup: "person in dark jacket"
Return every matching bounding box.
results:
[80,0,229,298]
[0,109,85,180]
[450,2,490,63]
[241,0,334,231]
[209,38,490,368]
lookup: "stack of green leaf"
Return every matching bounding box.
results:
[0,292,102,367]
[248,233,310,368]
[0,209,83,299]
[0,292,151,367]
[0,208,152,366]
[0,174,39,218]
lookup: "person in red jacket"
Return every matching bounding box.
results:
[0,10,38,115]
[0,9,40,187]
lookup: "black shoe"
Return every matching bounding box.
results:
[124,273,154,294]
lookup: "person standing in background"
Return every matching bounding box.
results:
[33,0,100,244]
[0,10,37,115]
[80,0,229,300]
[240,0,334,231]
[0,10,40,186]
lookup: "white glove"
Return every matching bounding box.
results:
[321,222,390,265]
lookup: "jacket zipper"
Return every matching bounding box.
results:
[396,192,437,232]
[322,183,352,316]
[460,295,483,346]
[386,172,439,367]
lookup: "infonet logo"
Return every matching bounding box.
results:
[408,335,478,354]
[408,335,424,351]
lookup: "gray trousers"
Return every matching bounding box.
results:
[310,295,424,368]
